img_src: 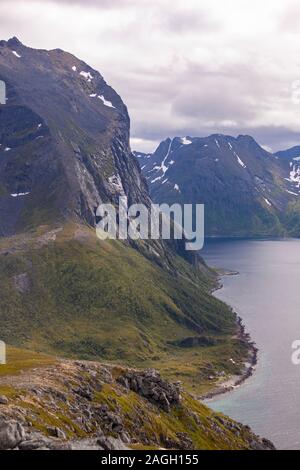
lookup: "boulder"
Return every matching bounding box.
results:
[0,396,8,405]
[0,420,25,449]
[46,426,66,439]
[19,439,50,450]
[117,369,181,412]
[97,434,129,450]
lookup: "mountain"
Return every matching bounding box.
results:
[0,38,249,397]
[275,145,300,160]
[0,36,150,237]
[136,134,300,237]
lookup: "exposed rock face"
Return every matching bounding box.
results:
[136,134,300,237]
[0,37,150,236]
[117,368,181,412]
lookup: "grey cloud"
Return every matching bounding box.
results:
[132,121,300,153]
[278,2,300,32]
[0,0,300,154]
[7,0,137,7]
[160,9,219,34]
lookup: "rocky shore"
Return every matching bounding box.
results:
[202,270,258,401]
[201,316,258,400]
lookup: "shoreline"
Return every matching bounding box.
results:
[201,272,258,401]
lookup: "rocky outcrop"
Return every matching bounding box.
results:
[117,368,181,412]
[0,420,25,449]
[0,358,275,450]
[0,422,129,450]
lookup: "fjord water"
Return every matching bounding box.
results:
[202,239,300,450]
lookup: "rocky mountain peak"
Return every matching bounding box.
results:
[7,36,23,47]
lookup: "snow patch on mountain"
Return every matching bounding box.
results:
[181,137,192,145]
[158,139,173,176]
[287,164,300,187]
[286,190,299,196]
[98,95,115,108]
[11,192,30,197]
[264,198,272,207]
[80,71,93,82]
[12,51,21,58]
[234,151,247,168]
[151,175,162,183]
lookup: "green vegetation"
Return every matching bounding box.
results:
[0,223,247,394]
[0,346,55,378]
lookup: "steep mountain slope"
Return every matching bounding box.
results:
[0,37,149,236]
[136,134,299,237]
[0,38,249,396]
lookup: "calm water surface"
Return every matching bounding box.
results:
[202,238,300,450]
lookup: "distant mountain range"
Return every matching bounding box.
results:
[135,135,300,237]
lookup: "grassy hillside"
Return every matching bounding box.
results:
[0,223,247,395]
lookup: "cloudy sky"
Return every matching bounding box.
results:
[1,0,300,152]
